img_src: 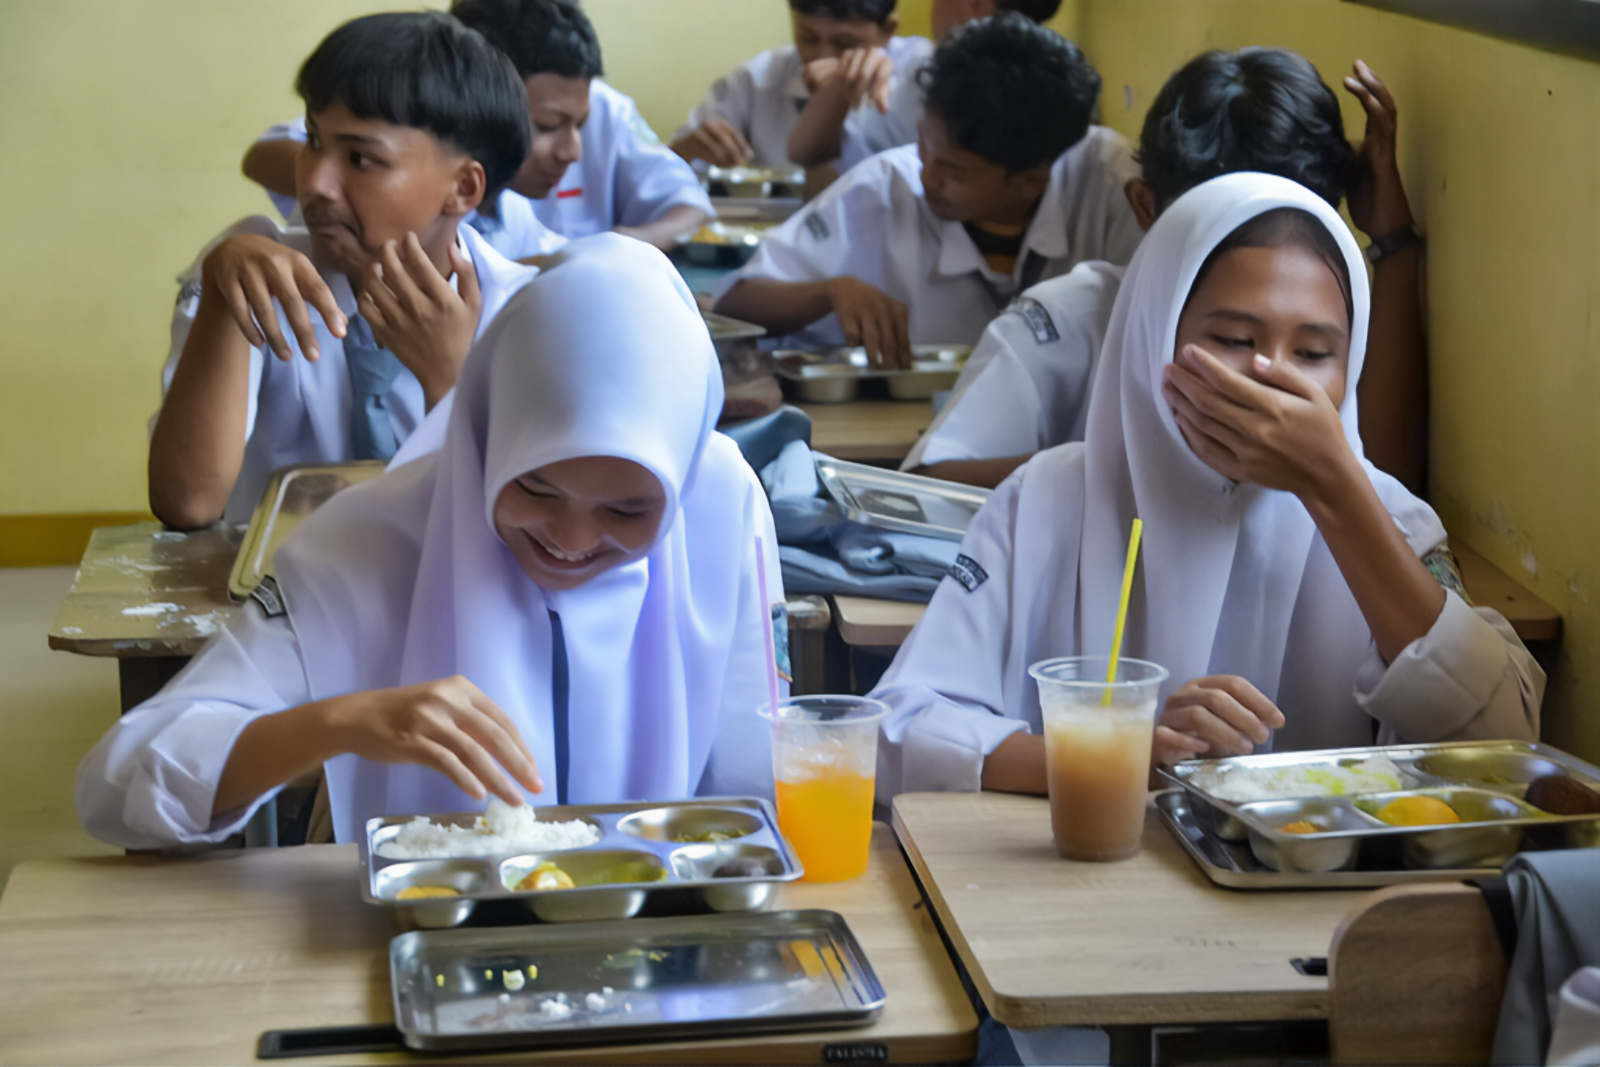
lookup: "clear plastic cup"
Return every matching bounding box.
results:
[760,695,888,882]
[1028,657,1169,862]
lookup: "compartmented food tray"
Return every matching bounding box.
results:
[774,345,972,402]
[704,164,806,200]
[389,908,885,1051]
[361,797,803,927]
[816,457,991,542]
[1159,742,1600,884]
[228,461,385,600]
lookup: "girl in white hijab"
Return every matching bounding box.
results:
[78,235,783,849]
[872,172,1541,798]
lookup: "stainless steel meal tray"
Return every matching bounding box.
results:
[774,345,972,403]
[702,310,768,343]
[228,461,385,600]
[389,908,885,1051]
[704,164,806,199]
[361,797,803,928]
[1159,742,1600,881]
[815,457,991,542]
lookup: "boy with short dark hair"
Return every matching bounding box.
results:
[673,0,931,171]
[151,12,542,529]
[905,50,1426,492]
[243,0,712,254]
[714,14,1140,367]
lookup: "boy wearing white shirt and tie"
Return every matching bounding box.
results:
[713,14,1141,368]
[150,12,542,530]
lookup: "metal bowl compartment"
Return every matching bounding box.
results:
[616,805,764,845]
[1192,797,1251,842]
[1412,747,1571,796]
[500,850,668,923]
[1354,789,1540,870]
[785,364,860,403]
[1238,799,1372,873]
[374,859,491,928]
[886,366,961,400]
[669,843,788,912]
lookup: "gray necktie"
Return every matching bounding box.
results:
[343,313,404,462]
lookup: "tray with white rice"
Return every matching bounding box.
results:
[361,796,802,928]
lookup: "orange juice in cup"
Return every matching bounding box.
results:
[761,696,888,882]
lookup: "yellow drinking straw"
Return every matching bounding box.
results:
[1103,518,1144,705]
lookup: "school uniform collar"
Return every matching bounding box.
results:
[930,154,1071,283]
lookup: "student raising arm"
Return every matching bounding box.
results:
[151,13,539,530]
[871,173,1539,800]
[81,236,784,849]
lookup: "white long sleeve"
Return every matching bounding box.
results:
[75,602,310,850]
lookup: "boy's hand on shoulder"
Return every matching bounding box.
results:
[1154,675,1286,765]
[202,233,347,363]
[825,276,912,369]
[320,674,544,806]
[670,118,752,168]
[1343,59,1414,240]
[361,234,482,411]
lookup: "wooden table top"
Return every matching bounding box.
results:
[892,791,1364,1030]
[0,826,976,1065]
[47,521,242,658]
[833,539,1560,648]
[800,400,933,464]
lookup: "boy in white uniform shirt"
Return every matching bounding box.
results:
[904,49,1428,490]
[243,0,712,254]
[151,13,541,530]
[672,0,931,173]
[714,14,1141,368]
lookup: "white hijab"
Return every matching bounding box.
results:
[888,173,1446,756]
[276,234,762,843]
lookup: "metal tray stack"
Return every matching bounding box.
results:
[775,345,972,402]
[228,461,385,600]
[361,798,803,928]
[1159,741,1600,889]
[388,910,885,1050]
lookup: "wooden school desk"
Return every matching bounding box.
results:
[0,824,977,1065]
[800,400,934,465]
[831,539,1563,650]
[892,791,1364,1064]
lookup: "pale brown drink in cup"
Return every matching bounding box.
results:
[1029,657,1169,862]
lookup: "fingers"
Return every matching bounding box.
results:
[1203,675,1287,732]
[293,256,346,339]
[1353,59,1398,116]
[889,298,911,370]
[240,269,296,363]
[218,276,267,350]
[867,52,894,113]
[460,681,544,795]
[1163,373,1249,456]
[417,738,491,802]
[450,242,483,317]
[698,120,750,167]
[403,232,456,306]
[1153,725,1211,766]
[380,238,429,317]
[436,719,528,808]
[1249,353,1323,403]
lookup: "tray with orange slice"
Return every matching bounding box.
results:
[1157,741,1600,889]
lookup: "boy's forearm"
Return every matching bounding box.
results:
[787,90,851,167]
[148,298,253,529]
[713,277,835,335]
[614,204,711,252]
[241,138,299,199]
[1358,242,1427,493]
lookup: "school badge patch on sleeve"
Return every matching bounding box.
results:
[1006,296,1059,344]
[948,554,989,593]
[803,212,831,242]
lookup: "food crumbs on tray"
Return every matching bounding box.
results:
[396,885,460,900]
[502,969,525,992]
[435,974,445,988]
[539,1000,574,1021]
[527,965,539,981]
[585,992,607,1011]
[1279,821,1320,835]
[1376,796,1461,827]
[484,969,493,980]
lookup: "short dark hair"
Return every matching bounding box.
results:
[1139,48,1359,210]
[451,0,603,80]
[996,0,1063,22]
[296,12,530,215]
[787,0,898,23]
[1189,207,1354,325]
[919,13,1100,172]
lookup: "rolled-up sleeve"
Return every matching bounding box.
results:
[74,604,312,850]
[1358,591,1543,743]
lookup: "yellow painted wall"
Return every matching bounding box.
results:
[1074,0,1600,759]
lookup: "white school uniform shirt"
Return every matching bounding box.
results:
[158,215,540,523]
[532,81,714,238]
[676,37,933,170]
[83,235,786,851]
[715,131,1142,348]
[253,118,569,261]
[870,173,1541,799]
[902,261,1123,470]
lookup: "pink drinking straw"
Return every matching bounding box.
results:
[754,536,782,718]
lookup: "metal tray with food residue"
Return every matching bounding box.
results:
[815,457,991,542]
[389,909,884,1051]
[362,797,803,929]
[228,461,385,600]
[774,345,972,403]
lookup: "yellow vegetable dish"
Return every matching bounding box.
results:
[396,885,460,900]
[517,862,576,892]
[1278,820,1320,835]
[1376,796,1461,827]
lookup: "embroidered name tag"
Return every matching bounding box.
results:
[1007,296,1059,344]
[803,212,831,242]
[251,574,287,618]
[948,554,989,593]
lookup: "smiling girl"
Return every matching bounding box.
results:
[870,172,1540,798]
[78,236,784,848]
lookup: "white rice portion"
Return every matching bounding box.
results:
[377,798,602,859]
[1194,755,1405,803]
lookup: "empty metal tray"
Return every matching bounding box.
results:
[816,457,991,542]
